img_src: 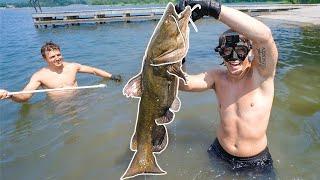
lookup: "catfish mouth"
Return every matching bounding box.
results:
[166,2,192,24]
[170,5,179,20]
[149,3,199,66]
[166,2,180,21]
[149,3,191,66]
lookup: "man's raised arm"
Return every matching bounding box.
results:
[219,6,278,77]
[176,0,278,77]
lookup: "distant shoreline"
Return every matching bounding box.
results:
[258,5,320,25]
[1,2,167,8]
[0,1,294,9]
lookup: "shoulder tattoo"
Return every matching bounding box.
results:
[257,47,267,68]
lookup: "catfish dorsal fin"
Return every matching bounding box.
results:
[123,74,143,98]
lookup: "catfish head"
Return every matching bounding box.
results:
[145,2,192,66]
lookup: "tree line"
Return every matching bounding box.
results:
[1,0,319,8]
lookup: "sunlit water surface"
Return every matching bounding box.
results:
[0,6,319,180]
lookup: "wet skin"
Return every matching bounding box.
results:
[0,49,113,102]
[180,5,278,157]
[215,57,274,157]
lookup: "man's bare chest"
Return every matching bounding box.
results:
[40,68,77,89]
[215,78,273,119]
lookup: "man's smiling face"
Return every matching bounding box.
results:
[45,49,63,67]
[224,55,250,77]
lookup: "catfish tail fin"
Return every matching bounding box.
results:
[121,151,166,179]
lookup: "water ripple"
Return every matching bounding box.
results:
[1,7,320,180]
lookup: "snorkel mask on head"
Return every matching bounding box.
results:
[215,31,252,62]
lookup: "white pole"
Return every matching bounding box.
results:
[7,84,106,96]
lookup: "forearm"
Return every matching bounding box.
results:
[179,73,213,92]
[219,6,272,43]
[179,78,203,92]
[92,68,112,78]
[179,79,191,91]
[11,94,32,103]
[9,75,40,103]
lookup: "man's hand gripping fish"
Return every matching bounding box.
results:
[121,2,200,179]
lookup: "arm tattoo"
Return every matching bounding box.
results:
[257,47,267,68]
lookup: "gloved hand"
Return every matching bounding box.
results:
[110,74,122,82]
[175,0,221,21]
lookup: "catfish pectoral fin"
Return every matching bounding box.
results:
[123,74,143,98]
[121,151,166,179]
[155,110,174,125]
[167,65,187,82]
[170,97,181,112]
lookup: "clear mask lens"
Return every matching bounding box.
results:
[219,45,249,61]
[234,46,248,57]
[222,47,233,56]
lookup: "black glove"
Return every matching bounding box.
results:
[175,0,221,21]
[110,74,122,82]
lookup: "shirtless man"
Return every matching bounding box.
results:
[0,41,122,102]
[176,0,278,177]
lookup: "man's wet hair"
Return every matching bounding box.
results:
[218,29,250,47]
[41,41,60,59]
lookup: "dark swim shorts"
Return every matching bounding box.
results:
[207,138,276,179]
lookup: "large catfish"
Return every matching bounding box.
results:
[121,2,196,179]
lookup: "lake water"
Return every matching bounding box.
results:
[0,6,319,180]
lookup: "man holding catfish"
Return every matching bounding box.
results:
[176,0,278,178]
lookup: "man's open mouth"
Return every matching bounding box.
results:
[228,60,241,66]
[55,59,62,64]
